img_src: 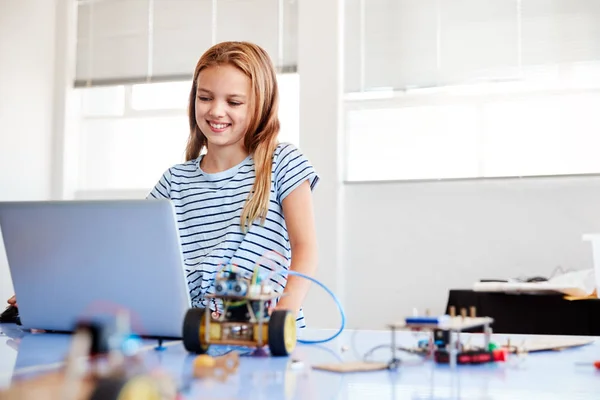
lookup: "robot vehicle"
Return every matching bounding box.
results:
[182,265,296,357]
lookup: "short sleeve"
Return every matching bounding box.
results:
[147,168,172,199]
[274,143,320,203]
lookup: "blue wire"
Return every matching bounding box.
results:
[282,270,346,344]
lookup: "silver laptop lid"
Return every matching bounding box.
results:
[0,199,191,339]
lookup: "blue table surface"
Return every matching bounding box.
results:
[1,323,599,399]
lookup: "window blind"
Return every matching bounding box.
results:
[75,0,298,87]
[345,0,600,93]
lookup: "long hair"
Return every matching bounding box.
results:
[185,41,280,231]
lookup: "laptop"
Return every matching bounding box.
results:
[0,199,191,339]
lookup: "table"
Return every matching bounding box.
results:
[446,289,600,336]
[1,323,599,399]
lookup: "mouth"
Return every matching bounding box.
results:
[207,121,231,133]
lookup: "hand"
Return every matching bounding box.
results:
[271,297,299,317]
[7,295,17,308]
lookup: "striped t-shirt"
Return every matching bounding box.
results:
[147,143,319,329]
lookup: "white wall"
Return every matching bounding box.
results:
[0,0,59,304]
[297,0,600,331]
[344,177,600,329]
[2,0,600,333]
[298,0,346,330]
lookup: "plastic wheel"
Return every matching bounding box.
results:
[182,308,210,354]
[89,376,162,400]
[268,310,297,356]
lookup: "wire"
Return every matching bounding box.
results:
[282,270,346,345]
[362,344,427,362]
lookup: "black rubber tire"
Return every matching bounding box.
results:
[268,310,295,356]
[182,308,209,354]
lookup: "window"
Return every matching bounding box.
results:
[344,0,600,182]
[71,0,300,198]
[73,75,300,197]
[131,81,191,110]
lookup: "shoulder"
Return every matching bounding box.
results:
[273,142,309,169]
[147,159,200,200]
[274,142,297,156]
[272,142,320,201]
[170,159,200,173]
[163,159,200,181]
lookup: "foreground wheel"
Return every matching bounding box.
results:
[89,376,162,400]
[268,310,297,356]
[182,308,210,354]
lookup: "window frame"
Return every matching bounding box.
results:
[343,80,600,183]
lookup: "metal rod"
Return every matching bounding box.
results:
[257,300,264,347]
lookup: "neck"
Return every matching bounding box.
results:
[201,143,249,173]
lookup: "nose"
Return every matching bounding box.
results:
[208,100,226,119]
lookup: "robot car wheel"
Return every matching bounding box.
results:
[268,310,297,357]
[182,308,210,354]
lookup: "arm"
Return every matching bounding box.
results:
[275,180,318,315]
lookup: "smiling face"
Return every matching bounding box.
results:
[185,41,281,231]
[195,64,252,151]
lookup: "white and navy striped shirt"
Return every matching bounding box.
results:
[147,143,319,328]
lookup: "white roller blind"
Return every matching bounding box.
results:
[151,0,213,79]
[345,0,600,93]
[75,0,298,87]
[77,0,150,85]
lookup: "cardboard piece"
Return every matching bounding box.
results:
[312,361,389,373]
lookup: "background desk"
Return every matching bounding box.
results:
[1,323,600,399]
[446,289,600,336]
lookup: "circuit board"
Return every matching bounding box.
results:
[389,316,494,332]
[205,292,284,302]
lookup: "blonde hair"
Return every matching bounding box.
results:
[185,41,280,231]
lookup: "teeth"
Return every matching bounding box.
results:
[210,122,229,129]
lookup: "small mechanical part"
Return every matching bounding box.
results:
[434,349,505,365]
[433,329,450,349]
[193,352,240,381]
[289,359,305,370]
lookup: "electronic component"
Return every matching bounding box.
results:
[182,264,297,357]
[387,307,495,369]
[405,315,449,325]
[434,348,507,364]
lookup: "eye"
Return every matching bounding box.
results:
[228,101,242,106]
[198,96,211,102]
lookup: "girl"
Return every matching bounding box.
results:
[148,41,319,329]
